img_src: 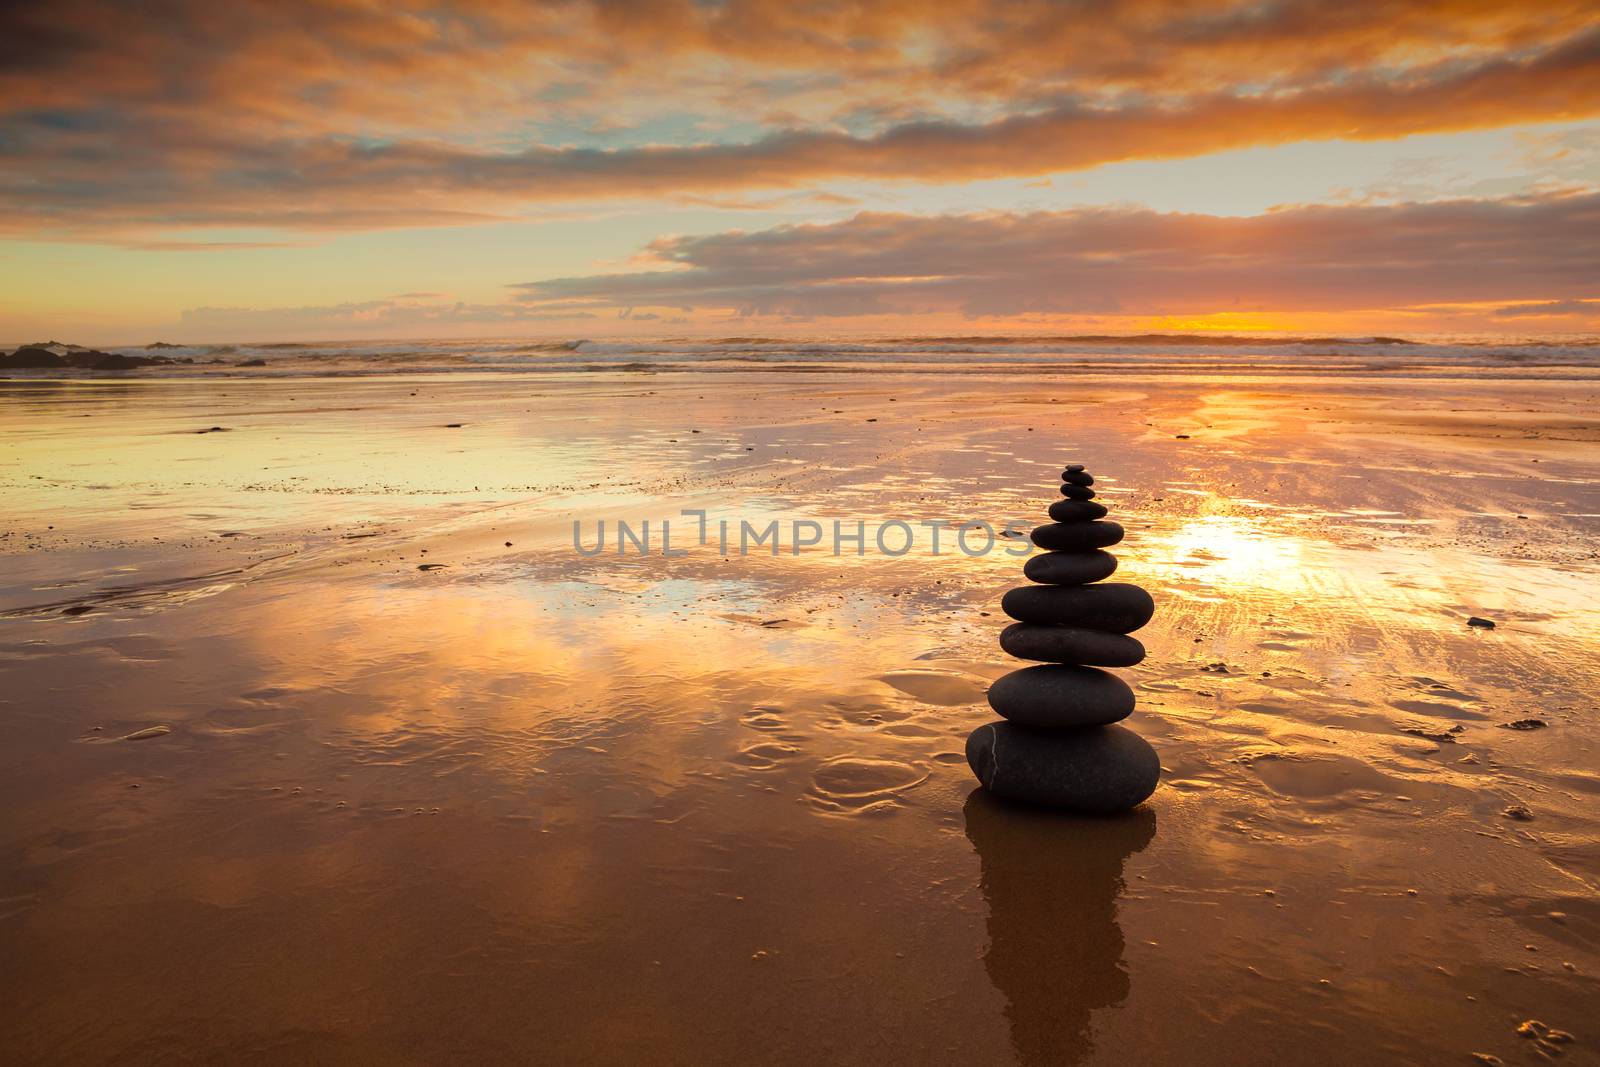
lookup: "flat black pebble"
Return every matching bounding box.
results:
[1001,584,1155,633]
[1047,499,1108,522]
[1022,550,1118,585]
[966,722,1160,813]
[1063,464,1085,474]
[1058,484,1096,500]
[1062,471,1094,486]
[1031,521,1123,551]
[987,665,1134,727]
[1000,624,1146,666]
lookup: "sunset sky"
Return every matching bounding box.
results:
[2,0,1597,342]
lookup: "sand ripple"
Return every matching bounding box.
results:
[807,755,929,814]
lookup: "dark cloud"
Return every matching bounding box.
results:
[511,192,1600,318]
[0,1,1597,237]
[1492,299,1600,317]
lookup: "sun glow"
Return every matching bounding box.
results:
[1136,312,1299,333]
[1149,514,1310,596]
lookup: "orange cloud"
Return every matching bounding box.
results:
[1,2,1598,238]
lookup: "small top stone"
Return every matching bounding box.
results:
[1064,464,1085,473]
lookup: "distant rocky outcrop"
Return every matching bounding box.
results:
[0,346,66,368]
[0,342,194,371]
[83,353,149,370]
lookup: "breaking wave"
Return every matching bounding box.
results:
[3,333,1598,380]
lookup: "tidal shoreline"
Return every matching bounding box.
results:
[2,367,1597,1063]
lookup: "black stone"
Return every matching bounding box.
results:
[1047,499,1107,523]
[966,722,1160,813]
[987,665,1134,727]
[1063,464,1085,474]
[1000,624,1146,666]
[1058,484,1096,500]
[1001,584,1155,633]
[1062,471,1094,486]
[1031,521,1123,552]
[1023,550,1117,585]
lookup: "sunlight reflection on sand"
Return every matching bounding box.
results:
[1,370,1597,1062]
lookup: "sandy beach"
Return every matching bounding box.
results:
[2,357,1598,1064]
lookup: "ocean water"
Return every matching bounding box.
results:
[6,333,1600,379]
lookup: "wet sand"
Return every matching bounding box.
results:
[1,369,1598,1064]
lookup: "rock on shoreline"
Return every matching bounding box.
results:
[0,342,199,371]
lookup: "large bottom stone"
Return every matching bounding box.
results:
[965,722,1160,813]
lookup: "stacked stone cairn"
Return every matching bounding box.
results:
[966,465,1160,813]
